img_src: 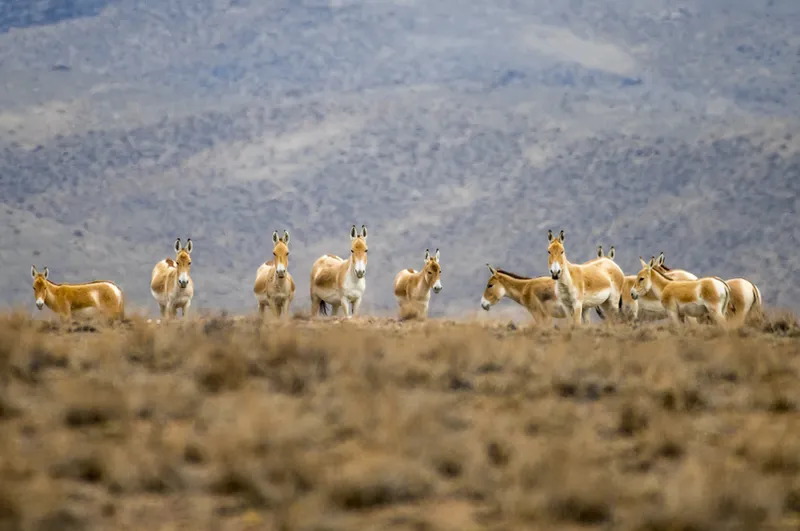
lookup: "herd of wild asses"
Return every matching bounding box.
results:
[29,225,763,328]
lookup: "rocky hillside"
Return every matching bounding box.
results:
[1,0,798,317]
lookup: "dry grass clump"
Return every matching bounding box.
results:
[0,311,799,529]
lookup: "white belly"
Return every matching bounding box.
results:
[582,287,611,308]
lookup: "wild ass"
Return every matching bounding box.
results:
[393,248,442,320]
[620,252,699,322]
[254,230,296,319]
[631,256,731,326]
[547,229,625,325]
[150,238,194,319]
[588,245,615,262]
[30,266,125,323]
[723,278,763,327]
[310,224,368,319]
[653,252,698,281]
[480,264,567,324]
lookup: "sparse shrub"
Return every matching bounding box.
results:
[327,457,435,511]
[193,343,248,394]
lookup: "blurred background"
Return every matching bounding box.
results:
[0,0,797,317]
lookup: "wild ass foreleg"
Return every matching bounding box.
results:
[351,297,362,317]
[280,298,292,319]
[572,303,583,325]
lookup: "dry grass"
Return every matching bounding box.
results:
[1,310,800,530]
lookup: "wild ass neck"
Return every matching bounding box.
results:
[649,269,672,298]
[497,274,527,305]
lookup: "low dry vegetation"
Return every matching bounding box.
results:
[1,311,800,530]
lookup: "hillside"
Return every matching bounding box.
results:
[1,0,798,317]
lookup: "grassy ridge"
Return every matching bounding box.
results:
[1,311,800,529]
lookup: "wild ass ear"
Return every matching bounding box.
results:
[185,239,193,254]
[639,256,648,269]
[486,263,497,276]
[350,225,357,241]
[559,230,565,242]
[424,249,431,261]
[361,225,368,239]
[657,252,665,267]
[174,238,182,253]
[648,256,656,268]
[31,265,37,279]
[547,229,554,242]
[43,267,49,279]
[434,248,440,262]
[283,230,290,245]
[608,246,615,260]
[273,231,280,244]
[596,245,604,258]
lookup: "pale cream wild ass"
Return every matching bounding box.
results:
[150,238,194,319]
[31,266,125,324]
[253,230,296,319]
[310,225,368,319]
[393,248,442,320]
[631,256,731,326]
[547,229,625,325]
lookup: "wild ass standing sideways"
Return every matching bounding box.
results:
[631,256,731,326]
[309,224,368,319]
[254,230,296,319]
[30,265,125,323]
[480,264,567,324]
[150,238,194,319]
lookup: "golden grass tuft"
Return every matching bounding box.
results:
[0,310,799,529]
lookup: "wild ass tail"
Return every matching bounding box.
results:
[714,277,733,316]
[752,282,762,311]
[318,299,329,316]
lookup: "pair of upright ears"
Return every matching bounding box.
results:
[272,230,290,244]
[350,224,368,240]
[174,238,193,254]
[547,229,565,242]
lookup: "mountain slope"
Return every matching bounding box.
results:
[1,0,798,316]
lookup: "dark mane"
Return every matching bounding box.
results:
[659,263,672,271]
[652,267,673,281]
[43,279,118,287]
[496,269,532,280]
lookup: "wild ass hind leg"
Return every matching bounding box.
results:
[581,307,593,324]
[310,294,322,318]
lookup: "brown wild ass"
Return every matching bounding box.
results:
[150,238,194,319]
[253,230,296,319]
[547,229,625,325]
[480,264,567,324]
[310,225,368,319]
[393,248,442,320]
[631,256,731,326]
[31,265,125,323]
